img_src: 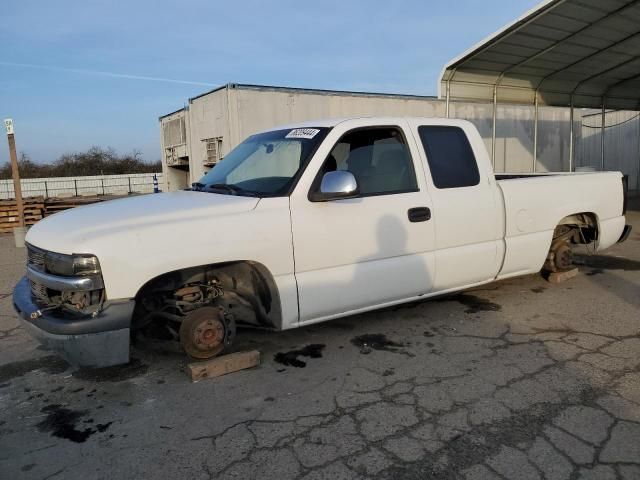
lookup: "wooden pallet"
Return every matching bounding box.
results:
[0,197,44,233]
[43,194,131,216]
[0,194,140,232]
[0,218,42,233]
[0,196,44,207]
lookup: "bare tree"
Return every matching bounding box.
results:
[0,148,161,179]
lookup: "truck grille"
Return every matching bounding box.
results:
[26,244,53,305]
[30,281,50,303]
[27,244,46,270]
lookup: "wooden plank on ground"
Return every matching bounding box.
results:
[0,215,42,222]
[0,196,44,207]
[187,350,260,382]
[0,209,43,217]
[547,268,579,284]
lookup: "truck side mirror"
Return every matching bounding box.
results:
[310,170,359,202]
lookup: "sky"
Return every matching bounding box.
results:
[0,0,539,164]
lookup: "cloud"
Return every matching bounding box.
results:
[0,61,219,87]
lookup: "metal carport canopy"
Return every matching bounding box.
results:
[440,0,640,171]
[440,0,640,111]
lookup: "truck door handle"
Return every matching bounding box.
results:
[408,207,431,223]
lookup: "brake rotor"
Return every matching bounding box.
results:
[553,242,574,271]
[179,306,235,359]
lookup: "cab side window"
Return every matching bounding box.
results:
[418,126,480,189]
[322,127,418,196]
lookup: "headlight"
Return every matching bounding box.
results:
[45,252,101,276]
[71,255,101,276]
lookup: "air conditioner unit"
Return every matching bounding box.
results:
[202,137,223,166]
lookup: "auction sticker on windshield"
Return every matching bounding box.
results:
[285,128,320,139]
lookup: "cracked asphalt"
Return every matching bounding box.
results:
[1,201,639,480]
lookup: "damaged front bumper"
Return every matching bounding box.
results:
[13,277,134,368]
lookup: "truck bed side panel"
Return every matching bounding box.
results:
[497,172,625,279]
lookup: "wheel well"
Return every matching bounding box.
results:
[554,212,599,245]
[543,212,598,273]
[133,261,283,330]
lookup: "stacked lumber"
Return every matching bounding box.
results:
[0,194,141,233]
[0,197,45,233]
[44,194,136,217]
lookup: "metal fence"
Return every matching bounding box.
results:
[0,173,163,200]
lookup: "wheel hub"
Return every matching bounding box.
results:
[193,319,225,350]
[180,306,236,359]
[554,243,573,271]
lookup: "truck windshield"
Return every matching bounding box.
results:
[195,127,330,197]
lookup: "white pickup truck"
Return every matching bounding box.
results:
[14,117,631,367]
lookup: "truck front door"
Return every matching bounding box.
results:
[289,121,436,324]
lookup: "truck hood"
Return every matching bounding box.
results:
[26,191,260,254]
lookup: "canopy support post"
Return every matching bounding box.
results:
[569,97,574,172]
[601,102,606,171]
[444,68,458,119]
[492,85,497,170]
[445,79,451,118]
[533,95,539,172]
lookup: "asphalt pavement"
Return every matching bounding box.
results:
[0,201,639,480]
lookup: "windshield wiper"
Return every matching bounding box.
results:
[207,183,258,197]
[191,182,205,191]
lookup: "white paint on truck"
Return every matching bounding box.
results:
[18,116,630,366]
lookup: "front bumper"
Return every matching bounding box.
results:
[13,277,135,368]
[27,264,104,291]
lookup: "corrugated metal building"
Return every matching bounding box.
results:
[159,83,639,192]
[439,0,640,193]
[160,84,447,190]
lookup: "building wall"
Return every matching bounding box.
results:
[160,85,640,193]
[187,89,230,182]
[449,102,577,174]
[159,109,190,191]
[578,110,640,191]
[233,87,444,142]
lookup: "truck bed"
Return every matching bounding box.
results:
[495,173,562,180]
[494,170,626,280]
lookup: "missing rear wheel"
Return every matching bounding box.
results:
[544,240,574,273]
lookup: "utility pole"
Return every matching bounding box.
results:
[4,118,25,227]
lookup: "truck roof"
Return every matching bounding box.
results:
[257,116,473,134]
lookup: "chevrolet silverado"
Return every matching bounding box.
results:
[13,117,632,367]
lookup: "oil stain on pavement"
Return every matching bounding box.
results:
[450,294,502,314]
[351,334,404,354]
[36,405,112,443]
[0,356,68,383]
[274,344,326,368]
[71,358,148,382]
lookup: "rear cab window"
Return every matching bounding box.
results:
[418,126,480,189]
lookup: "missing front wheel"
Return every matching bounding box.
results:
[179,306,236,359]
